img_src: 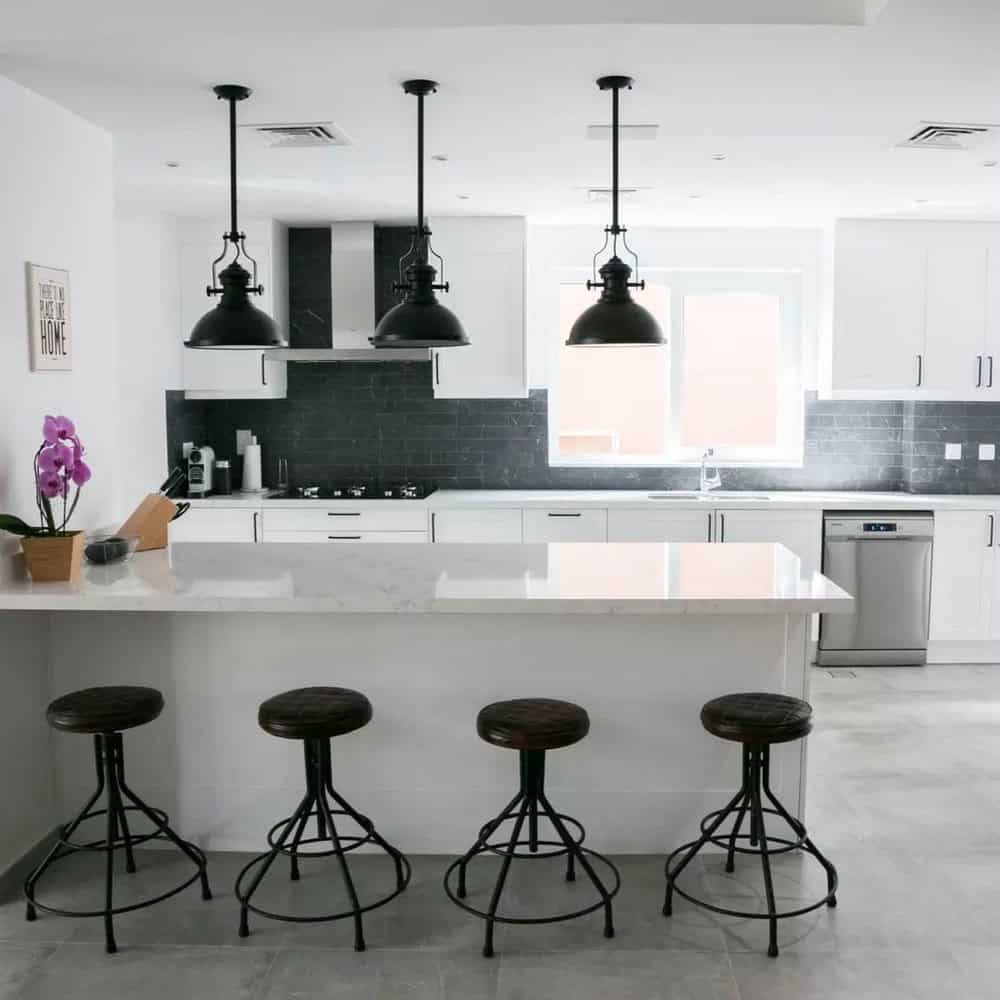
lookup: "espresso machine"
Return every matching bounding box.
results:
[187,445,216,497]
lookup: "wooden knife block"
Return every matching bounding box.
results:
[119,495,178,552]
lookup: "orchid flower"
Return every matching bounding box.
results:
[43,415,76,445]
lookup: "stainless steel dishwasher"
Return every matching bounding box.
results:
[817,512,934,667]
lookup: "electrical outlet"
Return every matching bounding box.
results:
[980,444,996,461]
[236,429,253,457]
[945,443,962,461]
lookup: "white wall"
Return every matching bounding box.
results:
[526,225,824,391]
[0,73,119,870]
[0,75,120,540]
[116,211,183,508]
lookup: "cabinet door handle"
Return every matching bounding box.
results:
[707,512,713,542]
[989,515,995,548]
[431,511,437,542]
[547,512,582,517]
[989,356,995,389]
[719,512,726,543]
[916,353,923,387]
[977,355,984,388]
[327,511,362,517]
[435,353,440,385]
[261,354,267,387]
[328,535,362,540]
[252,511,258,542]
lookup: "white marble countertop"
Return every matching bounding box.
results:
[185,488,994,511]
[0,541,852,615]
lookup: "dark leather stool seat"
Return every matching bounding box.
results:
[258,687,372,740]
[700,692,812,745]
[46,686,164,734]
[476,698,589,751]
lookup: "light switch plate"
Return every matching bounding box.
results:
[980,444,996,461]
[945,443,962,461]
[236,429,253,457]
[181,441,194,460]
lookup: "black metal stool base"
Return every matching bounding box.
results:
[444,748,620,958]
[234,737,410,951]
[24,733,211,954]
[663,743,838,958]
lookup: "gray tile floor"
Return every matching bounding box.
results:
[2,665,999,998]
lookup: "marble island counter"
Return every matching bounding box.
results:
[0,541,851,859]
[0,541,852,615]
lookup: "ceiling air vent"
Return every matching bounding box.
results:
[244,122,351,148]
[899,122,997,151]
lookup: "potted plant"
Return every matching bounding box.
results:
[0,415,92,582]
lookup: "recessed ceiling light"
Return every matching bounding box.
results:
[456,194,470,200]
[688,194,703,199]
[710,153,727,161]
[914,198,929,204]
[431,153,448,162]
[164,160,181,168]
[985,160,998,167]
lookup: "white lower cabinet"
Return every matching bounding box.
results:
[715,509,823,571]
[929,510,995,641]
[431,509,523,543]
[169,507,260,543]
[264,530,427,544]
[608,508,712,542]
[522,508,608,542]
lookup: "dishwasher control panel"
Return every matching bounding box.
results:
[824,513,934,540]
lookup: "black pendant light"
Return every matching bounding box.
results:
[372,80,469,348]
[186,85,284,349]
[566,76,664,346]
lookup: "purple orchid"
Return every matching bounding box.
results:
[43,415,76,445]
[38,441,74,474]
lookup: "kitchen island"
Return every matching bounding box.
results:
[0,541,851,859]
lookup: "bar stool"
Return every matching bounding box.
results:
[24,686,211,954]
[443,698,620,958]
[663,692,839,957]
[234,686,410,950]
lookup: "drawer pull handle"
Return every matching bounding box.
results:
[328,512,362,516]
[547,512,582,517]
[328,535,362,540]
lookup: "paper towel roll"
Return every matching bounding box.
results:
[243,443,263,492]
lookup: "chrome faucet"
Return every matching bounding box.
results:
[700,449,721,493]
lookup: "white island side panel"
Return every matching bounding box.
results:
[46,609,811,854]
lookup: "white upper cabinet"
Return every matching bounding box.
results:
[831,221,927,395]
[830,220,1000,400]
[428,217,527,399]
[923,245,989,394]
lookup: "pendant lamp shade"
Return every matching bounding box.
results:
[566,76,664,347]
[372,80,468,348]
[186,85,285,349]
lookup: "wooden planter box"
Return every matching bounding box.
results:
[21,532,85,582]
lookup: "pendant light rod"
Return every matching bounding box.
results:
[417,86,425,241]
[213,85,251,241]
[611,81,621,233]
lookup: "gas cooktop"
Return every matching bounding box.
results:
[265,483,434,501]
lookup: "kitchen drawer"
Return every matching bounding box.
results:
[431,508,523,542]
[522,508,608,542]
[263,530,428,544]
[261,506,429,533]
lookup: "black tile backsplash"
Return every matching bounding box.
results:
[288,228,332,349]
[164,366,1000,494]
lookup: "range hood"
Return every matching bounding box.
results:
[275,221,433,363]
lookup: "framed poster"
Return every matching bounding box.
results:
[27,264,72,371]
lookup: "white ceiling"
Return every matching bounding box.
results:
[2,0,998,228]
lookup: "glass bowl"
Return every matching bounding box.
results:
[84,533,141,566]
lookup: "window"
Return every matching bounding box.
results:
[552,270,803,466]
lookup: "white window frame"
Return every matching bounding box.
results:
[549,268,805,468]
